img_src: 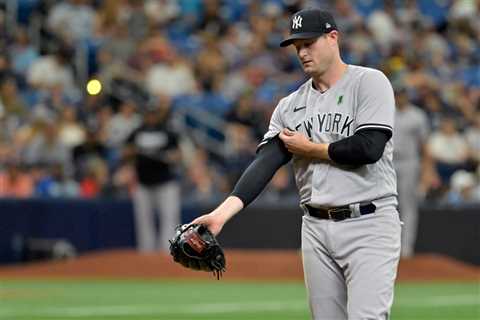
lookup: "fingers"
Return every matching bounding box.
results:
[283,128,295,136]
[191,214,214,229]
[279,128,295,142]
[190,215,207,226]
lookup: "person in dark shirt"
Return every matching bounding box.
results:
[72,125,109,184]
[125,101,181,252]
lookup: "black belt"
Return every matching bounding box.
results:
[305,203,376,221]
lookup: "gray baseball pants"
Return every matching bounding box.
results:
[301,204,401,320]
[133,181,180,252]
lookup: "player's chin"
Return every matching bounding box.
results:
[302,64,315,75]
[301,65,311,73]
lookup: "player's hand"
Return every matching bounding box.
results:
[190,212,227,236]
[279,128,313,157]
[190,196,243,236]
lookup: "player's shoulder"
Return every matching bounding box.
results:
[276,79,312,109]
[349,65,390,83]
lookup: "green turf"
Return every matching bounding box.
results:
[0,280,478,320]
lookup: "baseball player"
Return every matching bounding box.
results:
[393,85,432,257]
[126,103,181,253]
[192,8,401,320]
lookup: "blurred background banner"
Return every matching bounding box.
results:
[0,199,478,265]
[0,0,478,263]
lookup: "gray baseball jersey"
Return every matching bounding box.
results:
[393,105,429,164]
[260,65,397,207]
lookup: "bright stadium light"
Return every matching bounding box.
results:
[86,79,102,95]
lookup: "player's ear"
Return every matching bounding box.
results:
[326,30,339,41]
[327,30,340,49]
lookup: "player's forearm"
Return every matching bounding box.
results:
[210,196,244,222]
[306,142,331,160]
[231,135,292,206]
[327,129,390,165]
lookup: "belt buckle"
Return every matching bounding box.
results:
[327,208,351,221]
[327,210,333,220]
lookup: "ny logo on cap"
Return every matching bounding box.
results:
[292,15,302,29]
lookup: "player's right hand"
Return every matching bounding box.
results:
[191,196,244,236]
[190,212,226,236]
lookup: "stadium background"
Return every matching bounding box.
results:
[0,0,479,319]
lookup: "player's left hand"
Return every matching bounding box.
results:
[279,128,313,157]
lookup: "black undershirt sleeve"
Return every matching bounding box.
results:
[328,129,391,165]
[231,135,292,207]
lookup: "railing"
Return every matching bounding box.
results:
[175,107,230,158]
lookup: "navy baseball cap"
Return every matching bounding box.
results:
[280,8,338,47]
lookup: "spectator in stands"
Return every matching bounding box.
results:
[72,124,109,181]
[144,0,180,26]
[427,118,470,184]
[223,91,261,186]
[106,99,141,149]
[93,0,124,37]
[58,106,86,150]
[333,0,363,33]
[225,90,264,139]
[33,163,79,198]
[183,147,228,201]
[111,157,136,197]
[9,27,40,79]
[366,1,397,54]
[446,170,480,204]
[26,44,77,96]
[125,0,150,40]
[195,36,227,87]
[79,156,111,198]
[22,117,72,177]
[0,162,34,198]
[196,0,228,37]
[92,104,113,144]
[0,139,14,163]
[144,39,197,98]
[95,24,140,93]
[0,75,28,120]
[465,112,480,166]
[125,100,182,252]
[47,0,96,42]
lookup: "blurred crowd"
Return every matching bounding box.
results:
[0,0,479,204]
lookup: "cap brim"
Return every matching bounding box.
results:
[279,32,324,47]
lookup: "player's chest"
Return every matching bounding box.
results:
[286,91,357,140]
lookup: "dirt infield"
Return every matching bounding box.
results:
[0,250,478,281]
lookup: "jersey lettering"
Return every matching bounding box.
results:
[304,117,314,138]
[296,112,354,138]
[341,116,354,136]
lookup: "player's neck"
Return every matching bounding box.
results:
[312,60,348,93]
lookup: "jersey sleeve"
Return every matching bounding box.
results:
[355,70,395,136]
[257,98,287,150]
